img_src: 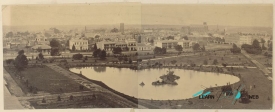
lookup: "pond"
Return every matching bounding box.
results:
[70,67,240,100]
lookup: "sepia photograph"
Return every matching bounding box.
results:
[1,2,273,110]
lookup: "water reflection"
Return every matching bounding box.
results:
[93,67,106,73]
[70,67,240,100]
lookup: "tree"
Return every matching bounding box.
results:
[50,39,61,48]
[93,43,97,51]
[192,43,200,51]
[14,50,28,73]
[150,39,154,44]
[230,44,241,54]
[182,36,188,40]
[111,28,119,33]
[72,53,83,60]
[175,45,183,52]
[124,47,129,51]
[171,60,177,65]
[99,50,106,60]
[201,45,206,51]
[38,52,44,60]
[213,59,218,65]
[113,47,122,54]
[161,47,167,54]
[154,47,162,54]
[222,63,227,67]
[137,59,142,63]
[6,59,14,65]
[203,60,208,65]
[93,49,101,58]
[166,36,174,40]
[118,57,123,63]
[72,45,76,51]
[50,39,61,55]
[51,48,60,56]
[241,44,252,49]
[252,39,261,49]
[95,35,100,38]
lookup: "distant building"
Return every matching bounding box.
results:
[156,40,190,49]
[177,40,191,49]
[136,43,152,51]
[69,39,88,50]
[31,44,51,54]
[115,41,128,51]
[239,36,252,45]
[182,22,209,34]
[120,23,124,34]
[96,41,116,51]
[125,40,137,51]
[224,34,240,45]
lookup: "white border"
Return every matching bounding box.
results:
[0,0,274,112]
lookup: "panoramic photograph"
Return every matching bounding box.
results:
[2,3,273,109]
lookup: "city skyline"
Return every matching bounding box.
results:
[2,4,273,27]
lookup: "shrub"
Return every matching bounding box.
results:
[72,53,83,60]
[6,59,14,64]
[85,56,88,60]
[213,59,218,65]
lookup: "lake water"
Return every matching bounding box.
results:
[70,67,240,100]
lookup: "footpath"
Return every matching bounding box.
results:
[241,51,272,81]
[3,69,25,109]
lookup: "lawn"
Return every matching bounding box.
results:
[151,50,255,67]
[138,67,272,109]
[4,66,89,94]
[248,52,272,68]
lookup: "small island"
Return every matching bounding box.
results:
[152,70,180,86]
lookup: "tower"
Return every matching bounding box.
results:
[120,23,124,34]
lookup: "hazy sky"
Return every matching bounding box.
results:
[2,3,142,26]
[2,4,273,27]
[142,4,273,27]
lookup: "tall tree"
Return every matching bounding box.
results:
[113,47,122,54]
[252,39,261,49]
[154,47,162,54]
[111,28,119,33]
[72,45,76,51]
[14,50,28,74]
[93,49,101,58]
[99,50,107,60]
[213,59,218,65]
[175,45,183,52]
[95,35,100,38]
[230,44,241,54]
[161,47,167,54]
[182,36,188,40]
[192,43,200,51]
[201,45,206,51]
[50,39,61,56]
[50,39,61,48]
[38,52,44,60]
